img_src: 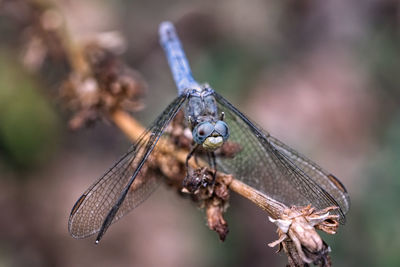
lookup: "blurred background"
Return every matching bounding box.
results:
[0,0,399,266]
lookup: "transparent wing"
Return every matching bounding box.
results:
[68,94,187,239]
[214,92,350,222]
[268,136,350,215]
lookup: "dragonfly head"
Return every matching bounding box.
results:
[192,121,229,151]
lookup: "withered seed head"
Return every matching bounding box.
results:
[61,42,147,129]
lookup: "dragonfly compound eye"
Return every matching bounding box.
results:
[214,121,229,141]
[193,122,214,144]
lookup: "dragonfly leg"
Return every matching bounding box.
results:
[210,151,217,185]
[219,112,225,121]
[205,151,217,187]
[188,115,195,129]
[185,144,199,170]
[183,144,202,192]
[194,152,200,166]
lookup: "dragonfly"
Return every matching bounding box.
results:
[68,21,350,243]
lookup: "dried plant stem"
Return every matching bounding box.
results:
[56,17,90,75]
[111,109,192,167]
[63,34,90,75]
[229,178,287,218]
[29,0,90,75]
[111,109,145,141]
[111,109,281,214]
[110,109,338,266]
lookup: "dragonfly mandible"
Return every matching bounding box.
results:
[68,21,350,243]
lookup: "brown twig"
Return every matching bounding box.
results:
[110,109,340,266]
[112,109,285,215]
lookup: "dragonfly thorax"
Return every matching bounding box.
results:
[184,89,230,151]
[185,91,218,125]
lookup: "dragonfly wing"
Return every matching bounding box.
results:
[267,136,350,215]
[68,94,187,239]
[213,92,349,223]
